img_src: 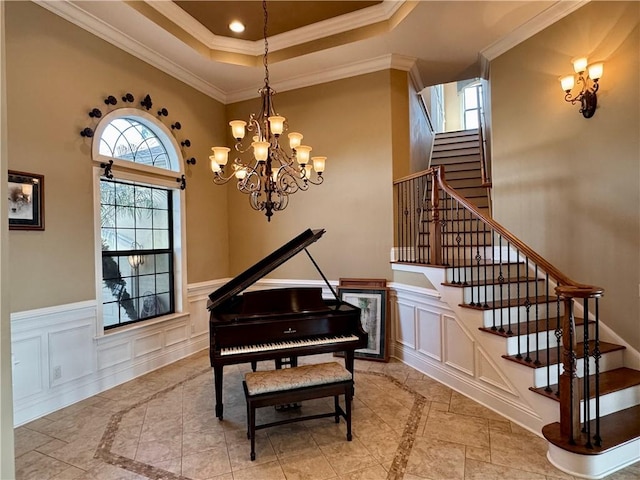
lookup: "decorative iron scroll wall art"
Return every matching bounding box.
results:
[8,170,44,231]
[78,92,196,189]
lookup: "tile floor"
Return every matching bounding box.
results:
[13,351,640,480]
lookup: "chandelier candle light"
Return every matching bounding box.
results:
[210,0,325,221]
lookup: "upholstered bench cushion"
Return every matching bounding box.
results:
[244,362,352,396]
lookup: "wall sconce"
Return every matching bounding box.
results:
[559,57,604,118]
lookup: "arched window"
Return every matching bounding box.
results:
[93,109,186,330]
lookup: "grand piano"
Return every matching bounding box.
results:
[208,228,367,420]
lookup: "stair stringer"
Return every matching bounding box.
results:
[390,263,559,435]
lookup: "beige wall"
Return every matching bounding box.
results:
[5,1,229,312]
[1,2,16,476]
[491,1,640,350]
[408,76,432,175]
[225,71,396,283]
[444,82,462,131]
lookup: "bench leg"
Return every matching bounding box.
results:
[249,403,256,461]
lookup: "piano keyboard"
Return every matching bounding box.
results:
[220,334,360,356]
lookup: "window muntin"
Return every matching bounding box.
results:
[99,117,172,169]
[100,179,175,329]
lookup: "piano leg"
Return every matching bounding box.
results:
[213,365,224,419]
[344,351,356,396]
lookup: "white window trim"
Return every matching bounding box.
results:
[91,109,188,336]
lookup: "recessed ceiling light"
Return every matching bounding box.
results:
[229,21,245,33]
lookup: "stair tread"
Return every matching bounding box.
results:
[480,317,588,338]
[531,367,640,400]
[502,341,625,368]
[542,404,640,455]
[461,295,557,310]
[443,276,542,288]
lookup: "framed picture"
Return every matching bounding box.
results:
[338,286,389,361]
[8,171,44,231]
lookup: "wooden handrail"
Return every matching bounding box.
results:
[432,166,597,291]
[393,167,437,185]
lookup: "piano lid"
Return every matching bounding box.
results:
[207,228,325,310]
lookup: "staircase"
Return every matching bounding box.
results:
[430,129,490,215]
[393,167,640,478]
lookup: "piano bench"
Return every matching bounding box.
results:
[243,361,354,461]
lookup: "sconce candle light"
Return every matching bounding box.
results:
[559,57,604,118]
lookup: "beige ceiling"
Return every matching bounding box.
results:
[174,1,382,42]
[39,1,586,103]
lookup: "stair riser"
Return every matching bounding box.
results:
[438,170,481,181]
[532,350,625,388]
[432,148,480,158]
[436,246,494,261]
[504,324,591,355]
[462,280,545,304]
[483,304,565,327]
[431,231,494,246]
[434,135,479,146]
[580,386,640,422]
[446,263,523,282]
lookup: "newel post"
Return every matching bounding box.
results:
[555,284,604,445]
[431,167,442,265]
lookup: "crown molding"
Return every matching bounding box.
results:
[227,54,417,104]
[34,0,227,103]
[480,0,590,61]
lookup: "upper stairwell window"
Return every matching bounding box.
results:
[93,109,186,331]
[462,82,482,130]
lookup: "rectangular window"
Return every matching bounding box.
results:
[100,179,174,329]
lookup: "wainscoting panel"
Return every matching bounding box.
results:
[166,324,189,347]
[416,307,441,360]
[395,300,417,349]
[443,314,475,377]
[48,323,96,388]
[11,336,43,400]
[133,331,164,359]
[97,340,131,371]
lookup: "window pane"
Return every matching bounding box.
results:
[152,190,168,209]
[154,230,169,249]
[135,229,153,249]
[115,183,134,207]
[102,228,116,251]
[465,111,479,129]
[101,205,115,228]
[464,87,478,108]
[116,208,135,228]
[103,302,120,328]
[138,274,155,295]
[155,254,169,273]
[156,273,171,293]
[137,208,153,229]
[116,228,136,250]
[153,209,168,229]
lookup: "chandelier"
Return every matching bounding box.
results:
[210,0,325,221]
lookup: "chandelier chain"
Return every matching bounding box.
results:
[263,0,269,86]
